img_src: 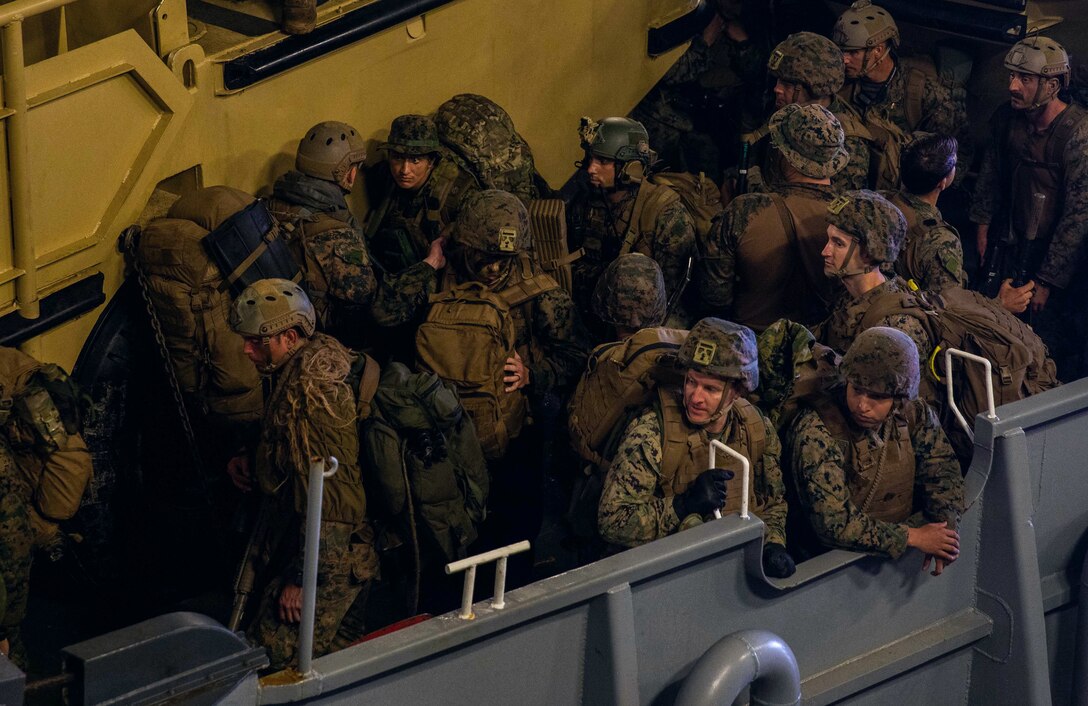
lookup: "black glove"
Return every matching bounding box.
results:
[673,469,733,519]
[762,542,796,578]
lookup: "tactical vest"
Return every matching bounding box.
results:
[994,103,1086,244]
[811,395,916,522]
[766,192,838,318]
[656,388,766,517]
[888,192,960,288]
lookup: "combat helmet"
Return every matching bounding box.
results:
[768,32,845,98]
[579,117,654,168]
[451,189,531,256]
[832,1,899,51]
[1005,36,1071,86]
[296,121,367,186]
[841,326,920,399]
[826,189,906,270]
[380,114,442,156]
[768,103,849,179]
[230,278,316,339]
[592,253,667,330]
[677,318,759,392]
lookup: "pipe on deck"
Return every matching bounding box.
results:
[675,629,801,706]
[1074,551,1088,706]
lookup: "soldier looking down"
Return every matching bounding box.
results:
[591,252,668,342]
[227,279,377,671]
[598,318,795,578]
[788,327,964,573]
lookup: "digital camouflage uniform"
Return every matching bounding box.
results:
[591,252,668,336]
[598,319,788,549]
[630,3,767,177]
[840,59,967,143]
[789,328,964,556]
[887,190,965,291]
[231,282,376,672]
[0,445,31,667]
[698,104,848,329]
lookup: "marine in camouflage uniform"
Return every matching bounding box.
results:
[0,347,93,668]
[630,0,768,177]
[887,133,965,292]
[971,37,1088,381]
[698,104,847,330]
[598,319,795,578]
[789,327,964,567]
[591,252,668,344]
[230,280,377,672]
[566,117,696,337]
[266,121,437,349]
[815,190,932,387]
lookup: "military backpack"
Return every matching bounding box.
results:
[750,319,842,436]
[642,171,723,243]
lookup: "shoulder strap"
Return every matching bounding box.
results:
[1045,104,1085,167]
[499,272,561,307]
[363,185,396,242]
[731,398,766,465]
[657,386,694,487]
[767,193,828,296]
[623,181,677,255]
[811,394,849,439]
[858,289,933,342]
[904,66,927,132]
[350,353,381,421]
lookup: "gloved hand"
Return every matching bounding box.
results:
[762,542,796,578]
[673,469,733,519]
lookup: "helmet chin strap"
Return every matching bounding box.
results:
[831,238,875,279]
[1024,79,1057,111]
[685,385,736,428]
[857,47,889,80]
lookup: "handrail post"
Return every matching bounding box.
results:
[445,541,531,619]
[709,439,750,520]
[943,347,998,441]
[298,455,339,676]
[2,18,38,320]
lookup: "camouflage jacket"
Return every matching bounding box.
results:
[598,403,788,548]
[255,334,376,583]
[829,96,872,192]
[502,279,589,396]
[788,393,964,557]
[816,276,931,376]
[0,439,30,642]
[568,184,696,317]
[970,102,1088,289]
[697,182,838,329]
[840,58,967,140]
[887,190,966,292]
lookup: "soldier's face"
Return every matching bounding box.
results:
[242,331,297,372]
[586,155,618,189]
[683,370,736,429]
[841,48,867,79]
[846,383,894,429]
[1007,71,1050,110]
[822,225,863,274]
[773,80,808,109]
[389,153,435,191]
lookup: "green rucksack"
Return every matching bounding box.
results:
[750,319,842,435]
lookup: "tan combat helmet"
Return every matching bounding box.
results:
[768,103,850,179]
[768,32,846,99]
[1005,36,1071,106]
[832,0,900,51]
[296,121,367,188]
[825,189,907,277]
[841,326,920,400]
[230,278,316,339]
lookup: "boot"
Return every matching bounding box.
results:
[282,0,316,35]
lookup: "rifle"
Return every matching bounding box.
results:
[1013,192,1047,288]
[664,255,694,322]
[977,223,1008,298]
[736,140,751,196]
[228,496,273,632]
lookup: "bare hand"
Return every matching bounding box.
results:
[975,224,989,260]
[0,638,8,658]
[702,13,725,45]
[996,279,1033,314]
[724,19,749,43]
[277,582,303,624]
[503,350,529,392]
[424,236,447,271]
[922,555,949,577]
[906,522,959,563]
[1031,282,1050,313]
[226,453,253,493]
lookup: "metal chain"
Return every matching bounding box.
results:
[119,226,210,490]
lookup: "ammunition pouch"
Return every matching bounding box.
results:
[202,200,301,297]
[14,387,67,452]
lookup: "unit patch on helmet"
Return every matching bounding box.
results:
[497,227,518,252]
[828,195,851,214]
[768,49,785,71]
[692,340,717,366]
[1007,49,1026,68]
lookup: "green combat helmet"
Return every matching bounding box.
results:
[579,116,653,167]
[826,189,906,269]
[677,318,759,392]
[832,0,899,51]
[769,103,849,179]
[296,121,367,186]
[451,189,531,256]
[592,252,667,330]
[768,32,845,98]
[380,114,442,156]
[841,326,920,399]
[230,278,317,339]
[1005,36,1071,86]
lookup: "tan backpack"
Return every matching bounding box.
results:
[416,275,559,459]
[568,328,688,468]
[642,171,723,242]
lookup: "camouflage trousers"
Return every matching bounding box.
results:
[248,524,373,671]
[0,453,32,669]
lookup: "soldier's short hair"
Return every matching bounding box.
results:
[901,133,958,195]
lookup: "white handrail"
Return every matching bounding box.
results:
[298,456,339,676]
[445,540,531,619]
[943,347,998,442]
[709,439,750,520]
